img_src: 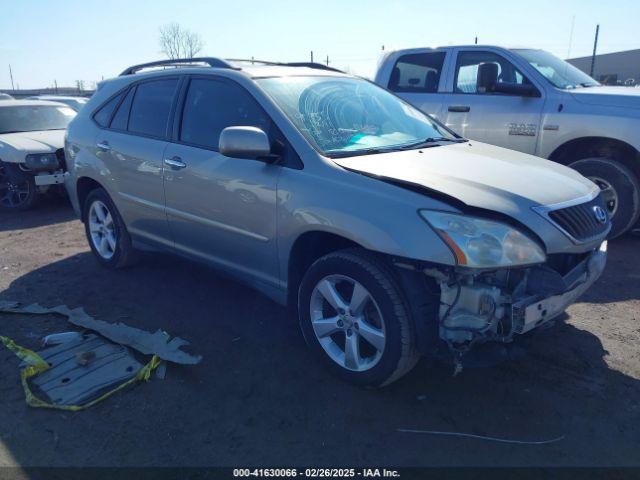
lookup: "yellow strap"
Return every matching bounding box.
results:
[1,335,161,411]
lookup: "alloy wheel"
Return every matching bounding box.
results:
[0,164,31,209]
[309,274,386,372]
[88,200,117,260]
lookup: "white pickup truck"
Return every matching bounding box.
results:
[375,45,640,237]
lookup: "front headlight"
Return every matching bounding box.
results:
[420,210,546,268]
[25,153,60,171]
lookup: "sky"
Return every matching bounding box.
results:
[1,0,639,89]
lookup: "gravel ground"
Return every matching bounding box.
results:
[0,197,639,470]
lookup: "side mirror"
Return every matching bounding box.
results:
[476,62,499,93]
[493,82,540,97]
[219,126,272,161]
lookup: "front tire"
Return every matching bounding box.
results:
[83,188,139,269]
[570,157,640,238]
[0,161,38,211]
[298,249,419,387]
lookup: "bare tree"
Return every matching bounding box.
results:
[159,23,204,59]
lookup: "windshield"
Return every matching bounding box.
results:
[513,49,600,89]
[256,76,457,157]
[0,105,76,134]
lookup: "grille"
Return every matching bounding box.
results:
[547,194,609,242]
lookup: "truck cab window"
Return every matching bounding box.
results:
[455,51,530,94]
[388,52,446,93]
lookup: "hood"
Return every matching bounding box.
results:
[334,141,598,223]
[570,86,640,110]
[0,130,65,157]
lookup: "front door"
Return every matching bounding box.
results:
[163,77,280,288]
[442,50,545,154]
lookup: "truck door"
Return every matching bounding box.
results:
[441,50,545,154]
[385,50,448,122]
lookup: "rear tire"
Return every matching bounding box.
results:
[570,157,640,238]
[83,188,139,269]
[298,248,419,387]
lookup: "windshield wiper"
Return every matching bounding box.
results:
[399,137,467,149]
[327,147,387,158]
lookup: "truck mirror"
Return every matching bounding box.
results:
[477,62,499,93]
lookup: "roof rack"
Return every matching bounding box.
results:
[119,57,237,76]
[225,58,280,66]
[283,62,344,73]
[226,59,344,73]
[119,57,345,77]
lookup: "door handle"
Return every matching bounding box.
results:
[96,141,111,151]
[164,156,187,169]
[448,105,471,113]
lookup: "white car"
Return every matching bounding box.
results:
[375,45,640,237]
[26,95,89,112]
[0,100,76,211]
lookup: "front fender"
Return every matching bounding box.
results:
[276,167,458,284]
[539,106,640,159]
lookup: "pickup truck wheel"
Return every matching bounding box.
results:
[570,157,640,238]
[298,249,419,387]
[0,161,38,211]
[83,188,139,269]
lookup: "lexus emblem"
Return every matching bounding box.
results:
[593,205,607,224]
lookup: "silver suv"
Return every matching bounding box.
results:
[65,58,609,386]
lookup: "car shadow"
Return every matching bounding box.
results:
[0,246,639,468]
[0,195,76,232]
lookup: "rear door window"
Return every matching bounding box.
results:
[388,52,446,93]
[179,78,271,150]
[128,78,179,138]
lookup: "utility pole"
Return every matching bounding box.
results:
[8,64,15,90]
[54,79,58,94]
[567,15,576,59]
[590,24,600,77]
[310,51,314,63]
[326,55,329,66]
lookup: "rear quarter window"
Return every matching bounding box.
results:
[93,92,124,127]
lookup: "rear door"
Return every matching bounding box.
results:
[96,77,180,247]
[385,50,449,121]
[162,76,281,288]
[440,49,545,154]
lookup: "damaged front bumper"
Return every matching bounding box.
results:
[34,171,68,186]
[435,241,607,350]
[511,242,606,334]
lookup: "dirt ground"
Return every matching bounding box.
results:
[0,197,639,471]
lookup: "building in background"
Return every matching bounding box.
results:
[567,49,640,86]
[0,87,94,98]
